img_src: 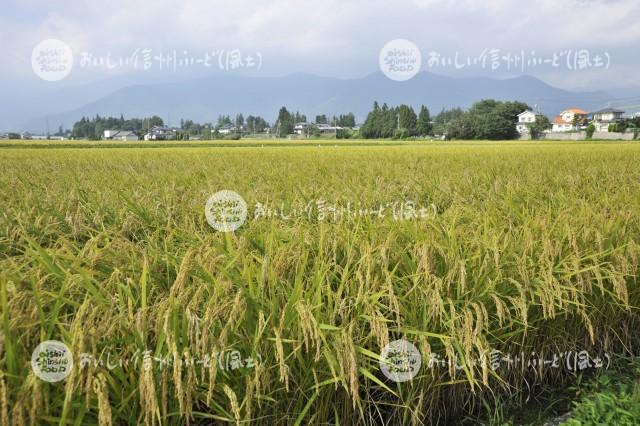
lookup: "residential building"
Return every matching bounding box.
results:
[551,108,588,132]
[591,107,625,132]
[103,130,139,141]
[217,124,236,135]
[20,132,48,140]
[316,123,342,133]
[144,126,176,140]
[516,110,541,135]
[293,122,311,135]
[215,124,250,136]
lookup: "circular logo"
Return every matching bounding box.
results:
[31,39,74,82]
[379,339,422,383]
[31,340,74,382]
[379,39,422,82]
[205,190,248,232]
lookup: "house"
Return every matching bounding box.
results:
[551,108,588,132]
[144,126,176,140]
[294,122,311,135]
[0,133,8,140]
[316,123,342,133]
[215,124,250,136]
[516,110,543,135]
[591,107,625,132]
[103,130,139,141]
[20,132,48,140]
[217,124,236,135]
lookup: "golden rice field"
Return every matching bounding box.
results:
[1,140,640,425]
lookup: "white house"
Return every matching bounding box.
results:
[293,122,311,135]
[20,132,48,140]
[551,108,588,132]
[144,126,175,140]
[316,123,342,133]
[103,130,139,141]
[516,110,539,134]
[217,124,236,135]
[591,108,625,132]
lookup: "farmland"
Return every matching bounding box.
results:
[1,140,640,425]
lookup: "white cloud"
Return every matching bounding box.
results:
[1,0,639,87]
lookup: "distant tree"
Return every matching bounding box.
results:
[447,100,531,140]
[276,107,294,136]
[586,124,596,139]
[293,111,307,123]
[360,101,386,138]
[397,105,418,136]
[217,115,232,127]
[315,114,328,124]
[434,107,464,124]
[70,115,164,139]
[528,115,551,139]
[416,105,432,136]
[360,102,417,139]
[336,113,356,128]
[149,116,164,129]
[246,115,256,133]
[246,115,269,133]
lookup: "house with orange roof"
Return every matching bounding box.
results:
[551,108,589,132]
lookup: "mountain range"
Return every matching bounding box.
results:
[13,72,640,133]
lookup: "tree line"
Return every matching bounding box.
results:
[360,103,432,138]
[359,100,551,140]
[71,115,165,139]
[68,99,554,140]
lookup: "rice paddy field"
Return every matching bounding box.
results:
[1,139,640,425]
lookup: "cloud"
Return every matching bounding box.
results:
[1,0,639,87]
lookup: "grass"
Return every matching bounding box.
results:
[1,140,639,425]
[563,358,640,426]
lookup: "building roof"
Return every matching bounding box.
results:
[591,107,625,114]
[553,116,571,125]
[563,108,588,115]
[150,126,173,132]
[517,110,536,116]
[105,130,137,138]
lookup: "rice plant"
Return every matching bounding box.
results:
[1,141,639,425]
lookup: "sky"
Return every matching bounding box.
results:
[1,0,639,92]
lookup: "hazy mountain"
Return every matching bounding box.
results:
[21,72,622,132]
